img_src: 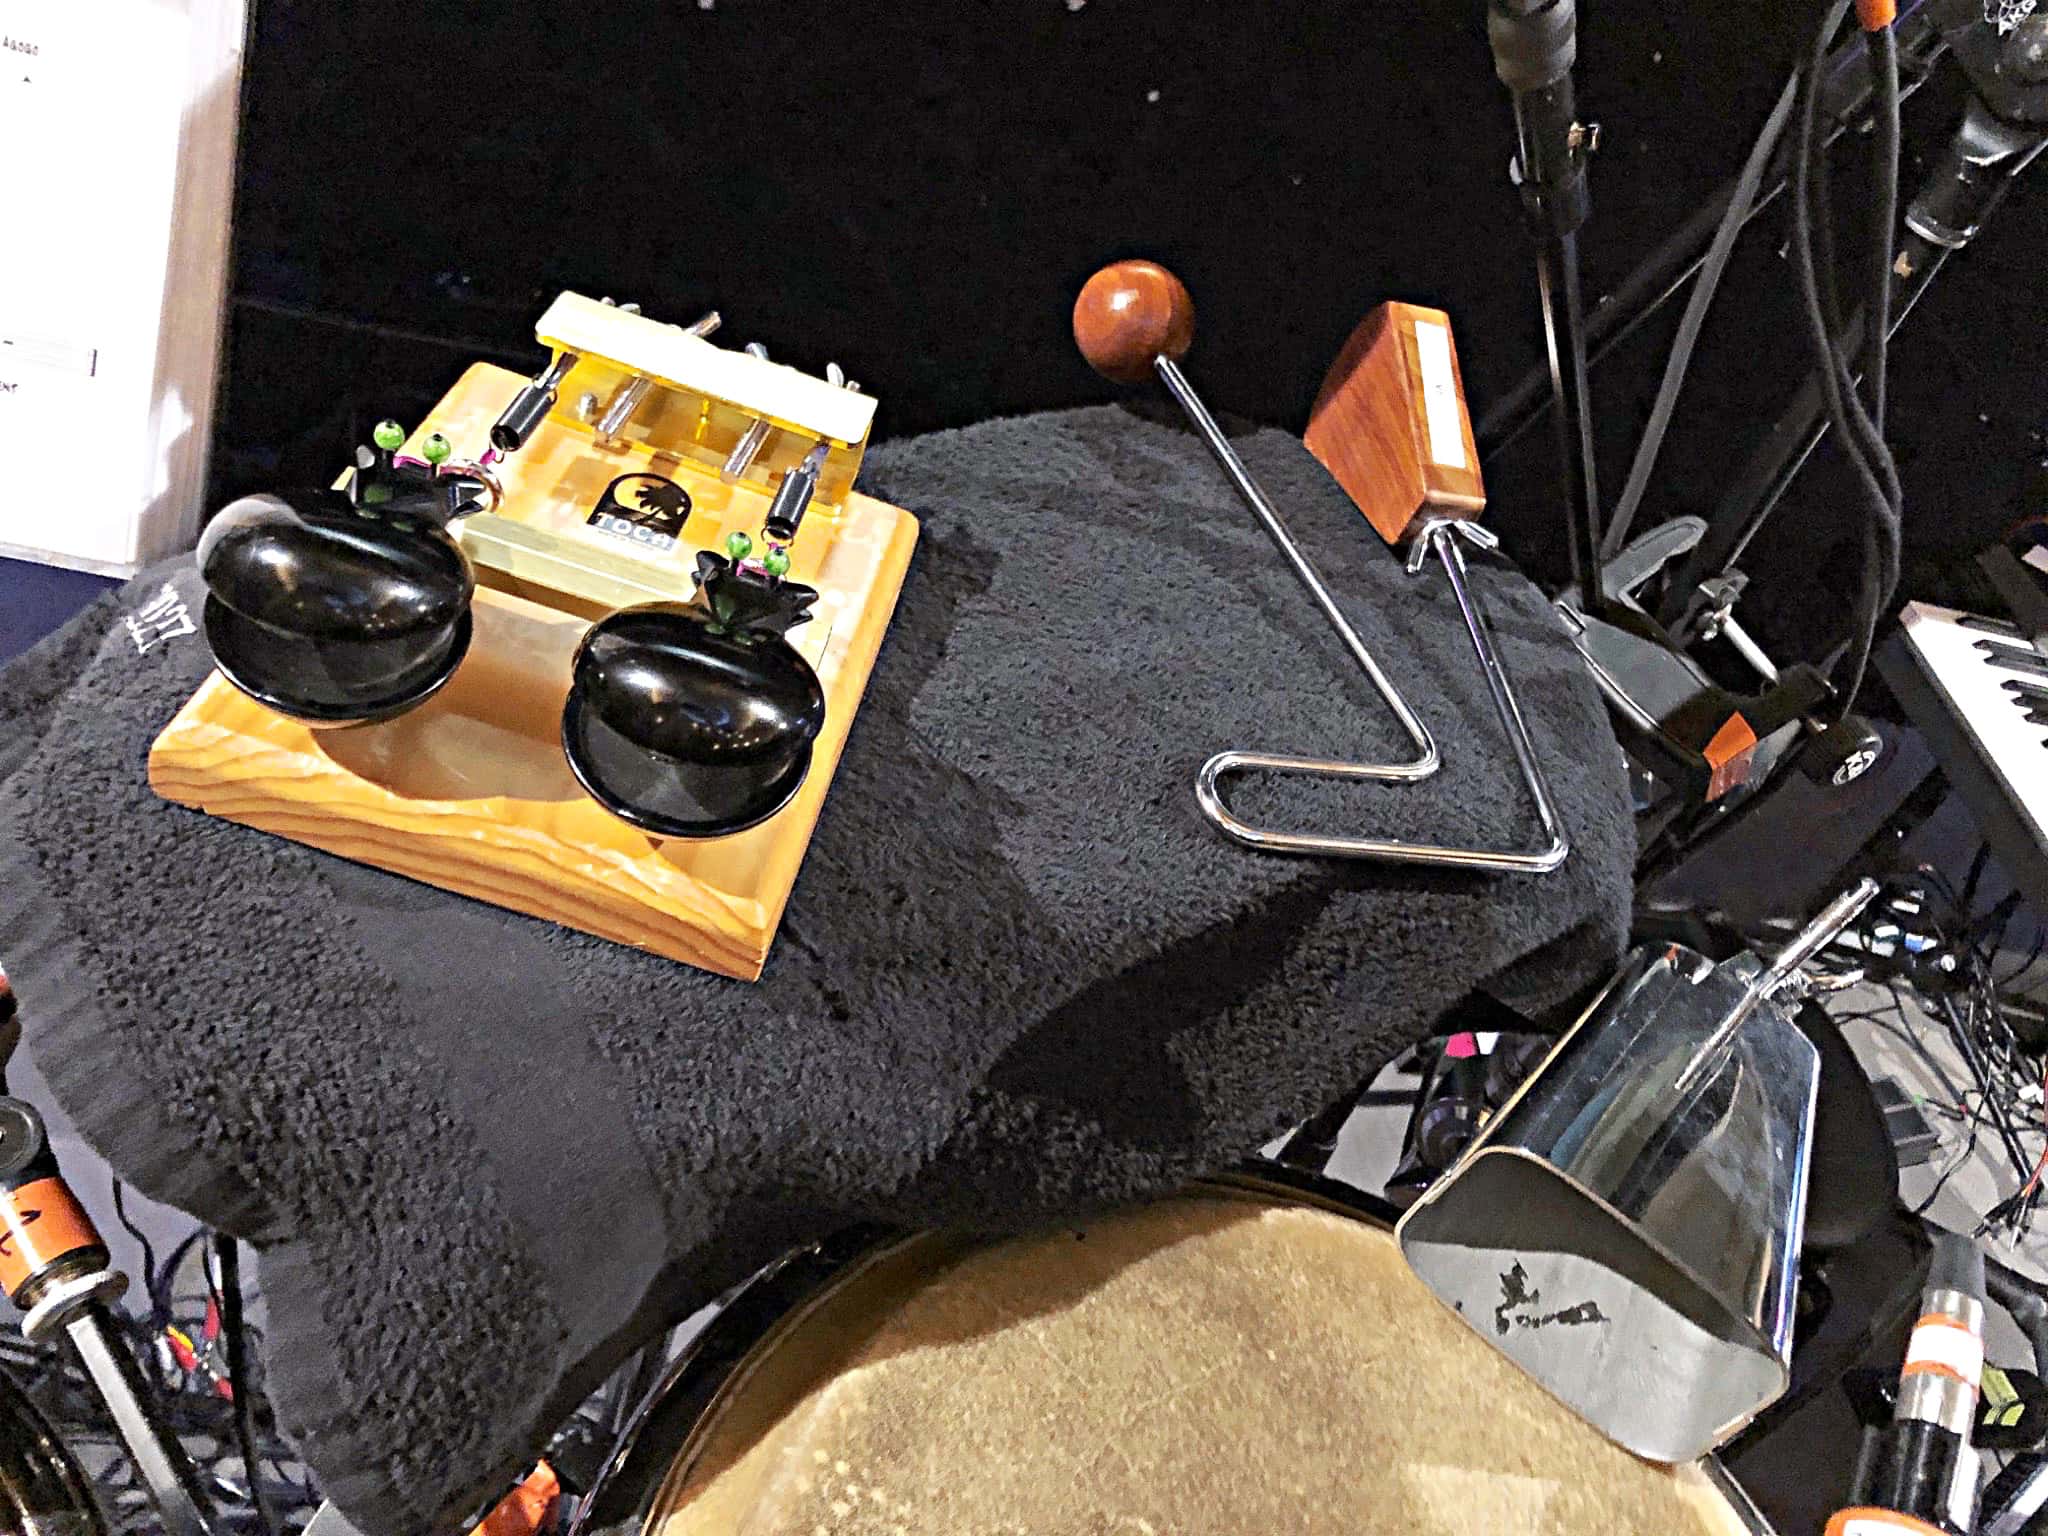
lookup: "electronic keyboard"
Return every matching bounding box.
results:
[1880,602,2048,913]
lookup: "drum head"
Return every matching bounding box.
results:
[641,1188,1765,1536]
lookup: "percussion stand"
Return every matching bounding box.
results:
[1661,100,2048,636]
[1487,0,1605,617]
[0,969,224,1536]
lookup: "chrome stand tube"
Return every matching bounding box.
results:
[1154,355,1439,785]
[1196,515,1569,872]
[64,1305,221,1536]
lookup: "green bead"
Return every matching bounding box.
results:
[372,419,406,452]
[422,432,452,465]
[761,545,791,578]
[723,531,754,561]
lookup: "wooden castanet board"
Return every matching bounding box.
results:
[150,369,919,982]
[1304,301,1486,546]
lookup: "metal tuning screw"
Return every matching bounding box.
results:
[722,343,776,483]
[595,311,721,445]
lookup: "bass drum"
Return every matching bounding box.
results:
[574,1168,1775,1536]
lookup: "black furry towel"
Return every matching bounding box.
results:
[0,406,1632,1534]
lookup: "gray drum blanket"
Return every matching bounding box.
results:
[0,405,1632,1534]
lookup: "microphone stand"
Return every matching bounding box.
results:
[1488,0,1604,616]
[0,972,223,1536]
[1660,19,2048,633]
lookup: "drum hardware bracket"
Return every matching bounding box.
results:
[1674,877,1879,1093]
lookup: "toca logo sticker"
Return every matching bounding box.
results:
[125,583,195,655]
[588,472,692,554]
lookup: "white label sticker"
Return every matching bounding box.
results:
[1414,319,1467,471]
[1905,1319,1984,1388]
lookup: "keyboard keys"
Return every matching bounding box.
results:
[1976,637,2048,678]
[1893,602,2048,912]
[1961,613,2025,637]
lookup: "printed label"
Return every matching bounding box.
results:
[1904,1316,1984,1389]
[1414,319,1468,471]
[124,582,195,655]
[588,511,680,554]
[0,1177,100,1296]
[587,472,691,556]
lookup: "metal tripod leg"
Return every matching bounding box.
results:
[1197,518,1569,873]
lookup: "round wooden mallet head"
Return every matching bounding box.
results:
[1073,260,1195,384]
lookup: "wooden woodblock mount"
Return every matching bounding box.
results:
[149,361,919,982]
[1303,302,1486,546]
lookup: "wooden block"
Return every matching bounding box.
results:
[150,360,919,981]
[1303,302,1485,547]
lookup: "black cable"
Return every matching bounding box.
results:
[153,1230,205,1329]
[1473,12,1945,462]
[1790,12,1905,554]
[1961,840,1994,927]
[1835,884,2048,1234]
[1917,1081,1985,1214]
[1866,21,1901,431]
[109,1180,161,1317]
[1788,2,1903,713]
[1600,69,1801,561]
[1987,1259,2048,1400]
[215,1238,278,1536]
[1999,926,2048,991]
[1802,38,1906,534]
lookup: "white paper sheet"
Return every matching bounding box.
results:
[0,0,243,574]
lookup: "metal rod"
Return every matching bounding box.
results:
[595,376,653,441]
[1534,233,1604,615]
[1153,355,1438,781]
[721,343,776,483]
[1476,5,1942,459]
[599,312,722,444]
[1676,878,1878,1093]
[1196,518,1569,872]
[1758,877,1881,997]
[1421,521,1569,872]
[1718,613,1782,684]
[64,1305,222,1536]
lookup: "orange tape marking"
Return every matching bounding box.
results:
[0,1178,102,1297]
